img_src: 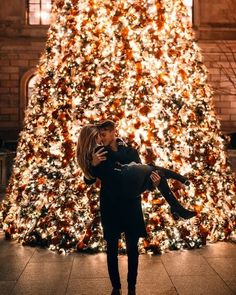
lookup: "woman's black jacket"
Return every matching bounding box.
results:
[85,140,147,240]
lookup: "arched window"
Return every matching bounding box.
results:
[20,69,37,123]
[184,0,193,23]
[26,0,52,25]
[27,75,37,105]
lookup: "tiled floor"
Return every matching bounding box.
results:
[0,229,235,295]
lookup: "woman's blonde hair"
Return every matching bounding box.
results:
[77,124,99,180]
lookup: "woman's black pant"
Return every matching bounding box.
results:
[118,164,188,207]
[155,166,187,209]
[106,234,139,290]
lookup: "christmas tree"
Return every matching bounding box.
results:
[0,0,235,254]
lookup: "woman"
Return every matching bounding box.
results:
[77,125,196,220]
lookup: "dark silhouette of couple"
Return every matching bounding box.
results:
[77,120,196,295]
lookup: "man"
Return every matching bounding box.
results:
[88,120,160,295]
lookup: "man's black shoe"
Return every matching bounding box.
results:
[111,288,122,295]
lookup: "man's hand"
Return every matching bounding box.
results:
[150,171,161,187]
[91,147,107,166]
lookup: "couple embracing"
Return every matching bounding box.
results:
[77,120,196,295]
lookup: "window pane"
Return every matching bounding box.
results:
[28,0,52,25]
[27,75,37,103]
[183,0,193,5]
[41,12,51,25]
[29,0,40,4]
[42,0,51,7]
[41,1,52,24]
[29,3,40,13]
[29,12,40,25]
[42,4,52,11]
[183,0,193,23]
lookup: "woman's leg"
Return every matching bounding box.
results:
[154,166,190,185]
[125,233,139,292]
[117,164,191,211]
[106,237,121,290]
[157,172,196,219]
[117,164,153,198]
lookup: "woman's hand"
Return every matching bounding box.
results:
[91,147,108,166]
[150,171,161,187]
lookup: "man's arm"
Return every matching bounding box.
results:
[130,148,142,163]
[117,144,142,164]
[150,171,161,187]
[129,146,160,187]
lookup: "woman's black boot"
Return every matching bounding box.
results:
[171,205,196,220]
[156,176,196,220]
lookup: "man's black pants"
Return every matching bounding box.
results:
[106,234,139,290]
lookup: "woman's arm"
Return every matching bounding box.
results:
[89,146,116,180]
[91,146,108,167]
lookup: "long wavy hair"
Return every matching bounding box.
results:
[77,125,99,180]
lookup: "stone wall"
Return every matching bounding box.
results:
[0,38,46,141]
[199,41,236,133]
[0,0,47,141]
[193,0,236,133]
[0,0,236,142]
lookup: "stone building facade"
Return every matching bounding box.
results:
[0,0,236,144]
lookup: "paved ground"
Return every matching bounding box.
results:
[1,167,236,295]
[0,229,235,295]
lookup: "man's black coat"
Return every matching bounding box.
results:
[86,139,147,240]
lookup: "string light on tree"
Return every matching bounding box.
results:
[0,0,235,254]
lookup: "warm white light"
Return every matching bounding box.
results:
[37,11,51,23]
[1,0,235,255]
[45,3,52,10]
[183,0,193,6]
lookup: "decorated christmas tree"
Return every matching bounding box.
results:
[0,0,235,254]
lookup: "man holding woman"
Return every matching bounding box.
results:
[77,120,196,295]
